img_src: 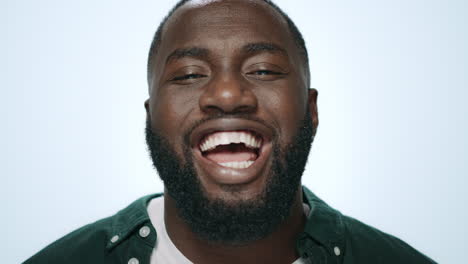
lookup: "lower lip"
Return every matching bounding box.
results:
[193,142,272,185]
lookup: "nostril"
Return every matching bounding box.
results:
[232,104,256,114]
[199,86,258,114]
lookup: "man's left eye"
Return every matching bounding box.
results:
[249,70,282,76]
[246,69,285,81]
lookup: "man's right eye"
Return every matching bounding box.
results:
[170,74,207,81]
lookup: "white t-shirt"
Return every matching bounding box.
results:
[147,196,311,264]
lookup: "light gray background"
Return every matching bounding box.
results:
[3,0,467,263]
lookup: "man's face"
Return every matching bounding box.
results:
[145,0,318,243]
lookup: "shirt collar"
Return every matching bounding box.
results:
[299,186,346,261]
[106,193,161,250]
[106,187,346,257]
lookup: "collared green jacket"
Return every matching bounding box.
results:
[24,187,436,264]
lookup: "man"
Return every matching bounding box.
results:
[24,0,436,263]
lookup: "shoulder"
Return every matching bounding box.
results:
[301,186,436,263]
[23,217,113,264]
[341,214,436,263]
[23,194,162,264]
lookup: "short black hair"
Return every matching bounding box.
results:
[147,0,310,87]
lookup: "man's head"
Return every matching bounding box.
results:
[145,0,318,245]
[147,0,310,88]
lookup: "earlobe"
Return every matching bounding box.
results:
[308,88,319,130]
[144,99,151,118]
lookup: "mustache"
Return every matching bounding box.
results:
[182,113,278,147]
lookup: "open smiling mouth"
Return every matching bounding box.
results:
[200,130,262,169]
[191,119,273,185]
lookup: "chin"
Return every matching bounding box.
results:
[145,111,314,244]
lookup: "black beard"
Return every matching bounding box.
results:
[145,111,314,245]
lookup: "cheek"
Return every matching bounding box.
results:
[150,89,199,151]
[258,87,307,144]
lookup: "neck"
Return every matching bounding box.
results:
[164,186,306,264]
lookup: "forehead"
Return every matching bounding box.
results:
[158,0,296,59]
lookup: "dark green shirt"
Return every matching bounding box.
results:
[24,187,436,264]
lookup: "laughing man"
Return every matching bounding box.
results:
[25,1,436,263]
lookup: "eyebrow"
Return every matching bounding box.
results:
[165,47,209,64]
[165,42,288,64]
[243,42,288,56]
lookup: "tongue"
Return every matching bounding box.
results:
[204,144,258,163]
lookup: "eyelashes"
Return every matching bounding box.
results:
[169,70,285,84]
[247,70,283,76]
[245,69,286,81]
[170,73,208,81]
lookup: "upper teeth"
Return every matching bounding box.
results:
[200,131,262,152]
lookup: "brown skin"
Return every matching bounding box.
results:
[145,0,318,263]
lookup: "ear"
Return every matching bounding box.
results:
[307,88,319,131]
[144,99,151,118]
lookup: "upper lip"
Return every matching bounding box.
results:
[190,118,274,149]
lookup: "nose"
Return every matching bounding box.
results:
[199,73,258,115]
